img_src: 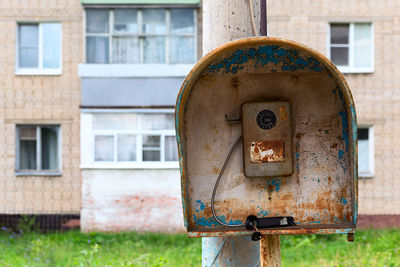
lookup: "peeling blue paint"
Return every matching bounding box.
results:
[193,215,243,227]
[338,150,344,160]
[258,210,270,217]
[341,197,348,205]
[333,216,348,224]
[207,45,323,74]
[337,149,347,174]
[295,152,300,171]
[351,104,358,225]
[195,200,206,212]
[265,178,281,192]
[338,111,349,151]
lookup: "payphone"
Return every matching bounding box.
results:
[242,101,292,177]
[176,37,357,239]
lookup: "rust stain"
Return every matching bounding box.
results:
[331,143,338,149]
[260,235,280,266]
[279,106,288,120]
[203,144,211,152]
[250,141,285,163]
[212,166,219,175]
[295,132,304,139]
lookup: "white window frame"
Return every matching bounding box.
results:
[15,22,62,76]
[327,22,374,74]
[81,109,179,169]
[358,126,374,178]
[85,8,197,64]
[15,125,62,176]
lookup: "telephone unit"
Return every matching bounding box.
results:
[242,101,293,177]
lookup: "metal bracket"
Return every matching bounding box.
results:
[225,114,241,123]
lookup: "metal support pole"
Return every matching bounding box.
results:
[202,0,280,266]
[260,0,267,36]
[202,236,260,267]
[260,235,281,267]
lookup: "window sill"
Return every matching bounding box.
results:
[15,68,62,76]
[359,172,374,178]
[78,63,194,78]
[336,66,374,74]
[81,162,179,170]
[15,171,62,177]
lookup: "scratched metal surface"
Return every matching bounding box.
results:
[176,37,357,237]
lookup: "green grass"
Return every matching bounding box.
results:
[0,228,399,266]
[281,229,400,267]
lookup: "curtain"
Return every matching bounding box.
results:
[42,23,61,69]
[354,23,372,68]
[41,127,58,170]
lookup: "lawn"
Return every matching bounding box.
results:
[0,228,399,266]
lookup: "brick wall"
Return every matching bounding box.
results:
[268,0,400,215]
[0,0,83,214]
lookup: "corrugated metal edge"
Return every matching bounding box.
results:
[188,227,356,238]
[175,36,358,236]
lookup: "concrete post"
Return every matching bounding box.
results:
[202,0,260,54]
[201,1,280,266]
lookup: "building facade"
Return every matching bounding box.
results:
[79,0,202,232]
[0,0,399,232]
[267,0,400,216]
[0,0,83,225]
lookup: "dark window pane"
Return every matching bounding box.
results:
[143,150,160,161]
[331,47,349,66]
[86,36,109,63]
[171,9,194,34]
[143,135,160,148]
[86,10,109,33]
[358,128,369,140]
[331,24,349,44]
[358,128,370,173]
[20,140,36,170]
[19,126,37,170]
[41,127,58,170]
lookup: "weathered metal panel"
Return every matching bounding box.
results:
[176,37,357,237]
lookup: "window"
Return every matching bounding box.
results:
[16,125,61,175]
[358,127,374,177]
[90,112,178,166]
[85,8,196,64]
[329,23,373,73]
[16,23,62,75]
